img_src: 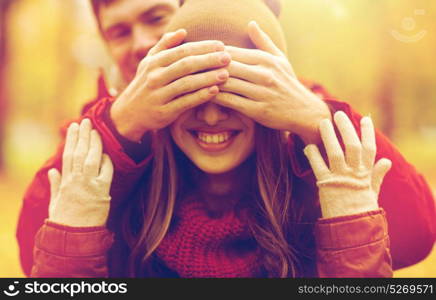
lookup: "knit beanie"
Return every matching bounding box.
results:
[166,0,287,54]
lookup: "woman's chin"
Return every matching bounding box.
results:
[188,156,240,176]
[189,157,240,175]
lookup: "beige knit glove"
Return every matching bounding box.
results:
[47,119,114,227]
[303,111,392,218]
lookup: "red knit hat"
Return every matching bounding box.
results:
[166,0,287,53]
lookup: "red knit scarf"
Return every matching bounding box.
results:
[155,197,263,277]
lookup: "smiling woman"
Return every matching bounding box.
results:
[122,0,305,277]
[170,105,256,174]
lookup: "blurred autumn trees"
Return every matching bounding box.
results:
[1,0,107,176]
[282,0,436,141]
[0,0,13,172]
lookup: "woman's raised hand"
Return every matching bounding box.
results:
[303,111,392,218]
[47,119,114,227]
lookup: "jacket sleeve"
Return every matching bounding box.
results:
[315,209,393,277]
[16,97,153,277]
[31,221,114,278]
[289,79,436,270]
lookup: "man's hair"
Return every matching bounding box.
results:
[90,0,184,18]
[90,0,114,18]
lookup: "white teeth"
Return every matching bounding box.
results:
[197,131,232,144]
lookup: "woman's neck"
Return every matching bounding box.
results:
[190,159,254,213]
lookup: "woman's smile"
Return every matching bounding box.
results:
[188,129,242,153]
[170,102,255,174]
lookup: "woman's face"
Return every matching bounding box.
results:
[170,102,255,174]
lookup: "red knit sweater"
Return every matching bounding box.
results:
[155,197,263,277]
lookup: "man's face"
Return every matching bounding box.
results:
[98,0,179,82]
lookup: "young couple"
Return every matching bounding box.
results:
[19,0,435,278]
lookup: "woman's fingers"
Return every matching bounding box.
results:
[319,118,346,171]
[47,168,61,218]
[372,158,392,195]
[334,111,362,169]
[62,122,79,176]
[303,144,330,180]
[98,154,114,185]
[83,129,103,177]
[48,168,61,199]
[360,116,377,168]
[72,119,92,173]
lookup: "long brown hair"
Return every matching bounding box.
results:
[122,125,304,277]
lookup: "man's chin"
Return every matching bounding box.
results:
[125,71,136,83]
[112,70,131,92]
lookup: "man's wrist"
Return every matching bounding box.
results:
[109,101,146,142]
[292,97,332,145]
[103,101,152,163]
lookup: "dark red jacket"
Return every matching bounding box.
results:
[17,78,435,277]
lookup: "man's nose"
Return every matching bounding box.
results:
[132,26,159,61]
[196,102,229,126]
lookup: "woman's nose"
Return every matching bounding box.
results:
[195,102,229,126]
